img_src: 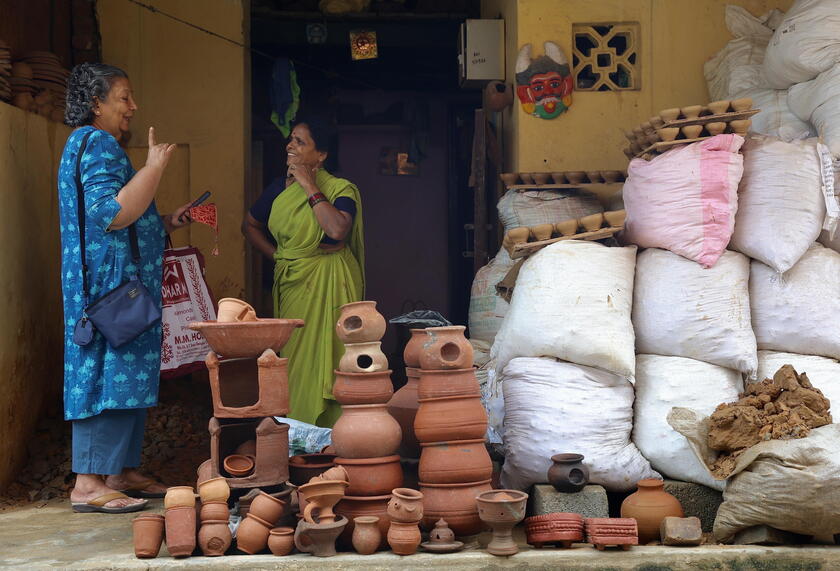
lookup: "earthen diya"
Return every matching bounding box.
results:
[421,518,464,553]
[476,490,529,556]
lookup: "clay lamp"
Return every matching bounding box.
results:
[421,518,464,553]
[585,171,603,183]
[731,97,752,111]
[729,119,751,135]
[707,100,730,115]
[551,172,566,184]
[499,173,519,187]
[580,213,604,232]
[298,480,350,524]
[223,454,255,478]
[198,477,230,503]
[533,173,551,185]
[554,219,579,237]
[476,490,529,556]
[680,105,703,119]
[659,108,680,122]
[600,170,623,183]
[681,125,703,139]
[604,210,627,228]
[656,127,679,142]
[705,122,726,136]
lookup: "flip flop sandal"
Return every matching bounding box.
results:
[118,478,166,499]
[71,492,148,514]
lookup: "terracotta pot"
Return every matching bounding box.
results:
[199,501,230,522]
[417,368,479,400]
[387,521,422,555]
[705,121,727,136]
[547,453,590,493]
[298,480,349,524]
[419,479,492,536]
[335,301,386,344]
[164,506,197,558]
[250,491,288,525]
[531,223,554,241]
[659,108,680,122]
[518,172,534,184]
[198,519,231,556]
[554,219,579,237]
[164,486,196,509]
[388,373,420,458]
[289,453,336,486]
[216,297,257,322]
[657,127,679,142]
[600,170,623,183]
[564,171,586,184]
[268,526,295,556]
[680,105,703,119]
[419,439,492,484]
[476,490,529,556]
[707,100,730,115]
[620,479,683,544]
[731,97,752,111]
[580,213,604,232]
[339,342,389,373]
[532,173,550,185]
[198,477,230,503]
[238,486,294,521]
[499,173,519,187]
[188,319,304,359]
[236,513,272,554]
[584,171,602,184]
[403,329,426,368]
[352,516,381,555]
[335,455,403,496]
[551,172,567,184]
[506,227,530,248]
[729,119,751,135]
[334,494,391,550]
[604,210,626,228]
[234,440,257,456]
[418,326,473,370]
[294,516,348,557]
[316,465,349,483]
[132,514,164,559]
[387,488,424,523]
[414,395,488,443]
[332,370,394,405]
[223,454,254,477]
[331,403,402,459]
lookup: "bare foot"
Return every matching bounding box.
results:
[105,469,167,494]
[70,474,146,508]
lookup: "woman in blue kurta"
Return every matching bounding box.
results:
[59,63,191,513]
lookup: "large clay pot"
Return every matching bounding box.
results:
[417,368,480,400]
[476,490,529,556]
[164,506,197,558]
[388,372,420,458]
[298,480,349,524]
[387,488,424,523]
[339,342,389,373]
[249,491,288,524]
[335,455,403,496]
[620,479,684,544]
[197,477,230,503]
[331,404,402,459]
[352,516,381,555]
[236,514,272,554]
[403,329,426,367]
[418,326,473,370]
[547,453,589,493]
[419,479,492,536]
[164,486,196,509]
[198,519,232,556]
[414,395,488,443]
[289,453,337,486]
[268,527,295,556]
[334,494,391,550]
[419,439,492,484]
[199,501,230,522]
[332,370,394,405]
[294,516,348,557]
[132,514,165,559]
[335,301,386,344]
[387,521,422,555]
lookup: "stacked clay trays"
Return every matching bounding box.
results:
[414,325,493,536]
[331,301,403,551]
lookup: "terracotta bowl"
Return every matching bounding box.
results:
[223,454,255,477]
[188,319,304,358]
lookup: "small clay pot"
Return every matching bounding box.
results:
[530,223,554,242]
[294,516,348,557]
[198,477,230,504]
[729,119,751,135]
[417,367,479,400]
[476,490,529,556]
[268,526,295,556]
[223,454,254,478]
[237,513,272,554]
[620,479,684,544]
[551,172,566,184]
[414,395,488,443]
[249,491,288,525]
[164,486,196,509]
[705,122,726,136]
[388,372,420,458]
[332,369,394,405]
[165,506,197,558]
[335,301,387,344]
[217,297,257,322]
[641,121,654,135]
[533,173,551,185]
[387,488,424,524]
[418,326,473,370]
[331,403,402,459]
[200,500,230,522]
[585,171,603,183]
[680,105,703,119]
[289,453,337,486]
[518,172,534,184]
[604,210,627,228]
[403,329,426,368]
[419,439,493,484]
[388,521,422,555]
[554,219,579,237]
[580,213,605,232]
[564,171,586,185]
[499,173,519,187]
[316,465,349,483]
[659,108,680,122]
[656,127,679,142]
[419,479,492,536]
[505,227,530,248]
[339,342,389,373]
[352,516,382,555]
[681,125,703,139]
[334,494,391,550]
[707,100,730,115]
[600,170,623,183]
[335,456,403,496]
[238,486,294,520]
[298,480,349,524]
[731,97,752,111]
[198,519,231,556]
[547,453,590,493]
[133,514,165,558]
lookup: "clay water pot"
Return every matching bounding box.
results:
[731,97,752,111]
[298,480,349,524]
[403,329,426,367]
[388,521,422,555]
[289,453,337,486]
[197,477,230,503]
[659,108,680,122]
[417,367,479,400]
[604,210,627,228]
[132,514,165,558]
[315,465,349,483]
[499,173,519,187]
[585,171,603,183]
[705,122,726,136]
[198,519,231,556]
[580,213,604,232]
[268,526,295,556]
[164,506,197,558]
[551,172,567,184]
[387,488,424,523]
[420,479,492,536]
[418,326,473,370]
[200,500,230,522]
[729,119,751,135]
[518,172,534,184]
[419,439,493,484]
[334,494,391,549]
[164,486,196,509]
[388,372,420,458]
[554,219,579,237]
[339,342,389,373]
[335,456,402,496]
[547,453,590,493]
[331,403,402,458]
[335,301,386,344]
[564,171,586,184]
[530,223,554,242]
[476,489,529,556]
[223,454,254,477]
[414,395,488,443]
[707,100,730,115]
[249,490,288,524]
[680,105,703,119]
[294,516,348,557]
[681,125,703,139]
[656,127,679,142]
[533,173,551,185]
[332,369,393,405]
[620,479,684,544]
[352,516,381,555]
[216,297,257,322]
[236,513,272,554]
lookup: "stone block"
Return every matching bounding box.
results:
[528,484,609,519]
[734,525,810,546]
[663,480,722,532]
[660,516,703,546]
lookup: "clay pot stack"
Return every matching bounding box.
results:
[197,477,231,556]
[330,301,403,550]
[413,325,493,536]
[163,486,197,558]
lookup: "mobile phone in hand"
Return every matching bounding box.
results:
[179,191,211,222]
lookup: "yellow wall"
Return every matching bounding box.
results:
[0,103,70,489]
[97,0,249,299]
[486,0,793,172]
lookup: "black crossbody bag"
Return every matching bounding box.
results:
[72,130,161,348]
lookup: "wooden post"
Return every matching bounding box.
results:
[471,109,488,273]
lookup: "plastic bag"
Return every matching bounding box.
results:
[388,310,451,328]
[468,247,514,346]
[277,417,333,456]
[734,86,815,141]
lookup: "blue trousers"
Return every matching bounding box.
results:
[72,408,147,475]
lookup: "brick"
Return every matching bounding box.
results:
[734,525,810,546]
[528,484,609,519]
[660,516,702,546]
[663,480,722,532]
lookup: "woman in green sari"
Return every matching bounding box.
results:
[243,117,364,426]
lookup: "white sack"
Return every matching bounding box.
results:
[501,357,658,492]
[496,189,602,233]
[750,244,840,361]
[757,350,840,410]
[491,240,637,378]
[633,248,757,375]
[633,355,743,491]
[468,248,515,346]
[729,136,828,273]
[789,65,840,158]
[763,0,840,89]
[735,86,815,141]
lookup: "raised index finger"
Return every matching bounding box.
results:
[148,126,156,148]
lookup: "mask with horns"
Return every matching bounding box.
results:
[515,42,574,119]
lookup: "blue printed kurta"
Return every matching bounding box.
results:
[58,126,166,421]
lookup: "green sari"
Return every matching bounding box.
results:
[269,169,365,427]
